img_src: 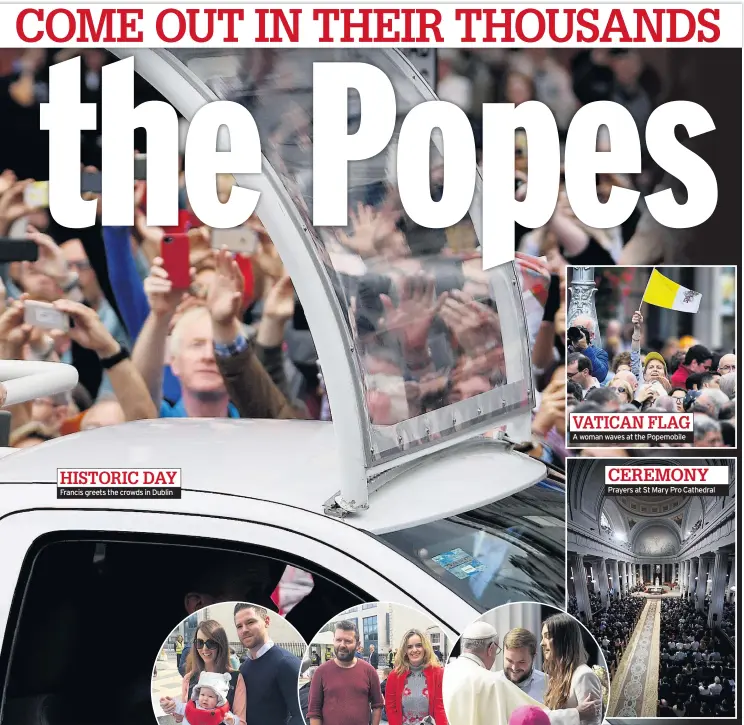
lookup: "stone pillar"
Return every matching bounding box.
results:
[708,550,729,628]
[727,556,736,603]
[611,560,621,599]
[568,267,602,350]
[569,553,593,624]
[623,562,630,593]
[696,556,711,610]
[689,558,699,602]
[598,558,610,609]
[681,560,688,595]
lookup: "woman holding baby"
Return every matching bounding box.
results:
[160,620,247,725]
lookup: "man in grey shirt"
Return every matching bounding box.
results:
[494,628,548,703]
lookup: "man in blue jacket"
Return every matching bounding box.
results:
[235,602,302,725]
[569,315,609,383]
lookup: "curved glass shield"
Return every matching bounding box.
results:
[170,48,533,466]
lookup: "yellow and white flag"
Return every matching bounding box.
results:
[642,269,702,313]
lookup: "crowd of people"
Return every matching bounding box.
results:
[658,598,736,717]
[0,47,725,464]
[158,604,302,725]
[564,305,736,448]
[568,593,644,679]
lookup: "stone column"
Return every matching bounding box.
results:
[612,560,622,599]
[681,560,688,595]
[727,556,736,603]
[623,562,630,593]
[598,558,610,609]
[568,267,602,350]
[696,556,711,610]
[708,550,729,628]
[569,553,593,624]
[689,558,699,602]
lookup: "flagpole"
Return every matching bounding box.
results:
[638,268,655,315]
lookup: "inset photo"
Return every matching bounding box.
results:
[443,603,608,725]
[299,602,453,724]
[565,265,736,449]
[152,601,306,725]
[567,457,736,718]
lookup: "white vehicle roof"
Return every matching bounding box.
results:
[0,418,546,535]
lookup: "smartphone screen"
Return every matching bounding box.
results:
[24,181,49,209]
[212,227,258,256]
[134,154,147,181]
[81,171,103,194]
[24,301,70,332]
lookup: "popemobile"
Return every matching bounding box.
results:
[0,49,564,724]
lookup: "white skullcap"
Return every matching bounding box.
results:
[462,621,497,640]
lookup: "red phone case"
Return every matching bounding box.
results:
[235,255,255,305]
[161,234,191,289]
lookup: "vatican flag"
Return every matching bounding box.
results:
[642,269,702,313]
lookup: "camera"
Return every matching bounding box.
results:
[567,325,591,352]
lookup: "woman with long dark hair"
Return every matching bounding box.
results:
[161,620,247,725]
[541,613,603,725]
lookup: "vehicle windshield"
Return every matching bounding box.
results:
[169,48,533,467]
[379,480,565,610]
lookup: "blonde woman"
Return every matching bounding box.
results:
[541,613,603,725]
[384,629,447,725]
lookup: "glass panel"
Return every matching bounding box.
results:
[379,482,565,611]
[169,49,532,464]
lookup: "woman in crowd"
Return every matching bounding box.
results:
[385,628,448,725]
[541,613,603,725]
[161,620,247,725]
[175,633,185,670]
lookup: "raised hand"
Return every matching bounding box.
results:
[206,249,244,325]
[439,290,501,355]
[24,224,72,285]
[380,273,443,352]
[143,258,185,318]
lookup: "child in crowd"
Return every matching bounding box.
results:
[163,671,239,725]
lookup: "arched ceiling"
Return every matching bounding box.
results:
[631,522,681,556]
[615,495,688,517]
[569,459,733,556]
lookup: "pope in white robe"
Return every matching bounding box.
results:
[443,622,601,725]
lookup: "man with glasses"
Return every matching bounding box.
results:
[566,353,597,400]
[670,344,713,389]
[717,353,736,376]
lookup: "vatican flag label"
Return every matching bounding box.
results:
[642,269,702,313]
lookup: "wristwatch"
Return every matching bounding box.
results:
[99,346,130,369]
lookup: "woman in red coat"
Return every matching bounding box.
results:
[385,628,448,725]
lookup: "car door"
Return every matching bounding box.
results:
[0,497,475,724]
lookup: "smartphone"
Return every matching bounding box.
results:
[24,181,49,209]
[0,238,39,263]
[161,234,192,289]
[212,227,258,256]
[24,300,70,332]
[134,154,147,181]
[81,170,102,194]
[235,254,255,303]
